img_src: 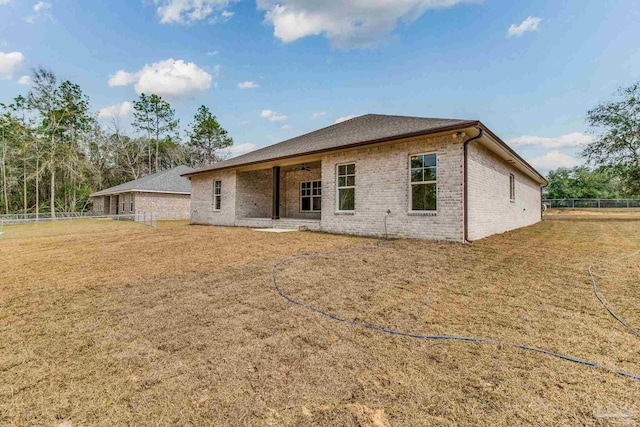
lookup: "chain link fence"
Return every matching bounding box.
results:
[0,211,157,240]
[543,199,640,209]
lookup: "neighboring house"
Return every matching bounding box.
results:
[91,165,194,220]
[182,115,547,241]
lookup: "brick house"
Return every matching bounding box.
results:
[183,115,547,241]
[91,165,193,220]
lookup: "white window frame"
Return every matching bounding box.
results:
[509,173,515,202]
[130,196,134,213]
[408,152,438,213]
[336,162,356,213]
[213,180,222,211]
[300,180,322,212]
[121,197,125,213]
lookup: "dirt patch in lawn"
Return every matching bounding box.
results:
[1,220,639,426]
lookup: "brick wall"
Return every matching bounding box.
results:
[135,192,191,220]
[109,196,118,215]
[467,142,542,240]
[190,169,236,225]
[321,133,465,241]
[91,196,105,215]
[236,170,272,218]
[283,168,322,220]
[188,133,542,241]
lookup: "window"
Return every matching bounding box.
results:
[336,163,355,212]
[130,197,134,213]
[301,181,322,212]
[510,174,515,202]
[121,197,125,213]
[410,153,437,212]
[213,180,222,211]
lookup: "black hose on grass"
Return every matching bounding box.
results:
[589,251,640,337]
[272,242,640,381]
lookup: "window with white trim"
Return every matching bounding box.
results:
[410,153,437,212]
[121,197,125,213]
[336,163,355,212]
[509,173,515,202]
[301,180,321,212]
[213,180,222,211]
[130,196,134,213]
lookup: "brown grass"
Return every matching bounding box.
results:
[0,218,151,240]
[546,207,640,219]
[1,219,639,426]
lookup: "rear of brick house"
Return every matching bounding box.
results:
[91,166,193,220]
[184,115,547,241]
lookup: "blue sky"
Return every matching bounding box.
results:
[1,0,639,173]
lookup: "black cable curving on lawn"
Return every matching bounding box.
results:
[271,241,640,381]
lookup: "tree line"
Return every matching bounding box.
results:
[0,67,233,215]
[545,82,640,200]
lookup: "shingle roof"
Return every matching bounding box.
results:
[184,114,475,175]
[91,165,194,197]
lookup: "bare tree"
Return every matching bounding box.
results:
[27,68,61,217]
[133,94,179,173]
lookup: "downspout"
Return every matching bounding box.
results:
[463,127,483,243]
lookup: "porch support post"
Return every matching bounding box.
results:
[272,166,281,219]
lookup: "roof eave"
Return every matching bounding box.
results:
[90,189,191,197]
[477,122,548,186]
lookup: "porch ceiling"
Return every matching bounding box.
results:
[236,156,323,173]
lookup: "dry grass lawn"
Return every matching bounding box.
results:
[1,214,639,426]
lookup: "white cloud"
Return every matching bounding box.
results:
[228,142,257,156]
[108,59,212,99]
[238,80,259,89]
[221,10,234,18]
[206,50,219,56]
[154,0,234,24]
[98,101,134,119]
[33,1,50,12]
[17,75,32,85]
[239,120,250,125]
[108,70,136,87]
[0,0,11,4]
[335,114,356,124]
[281,124,292,130]
[261,109,288,122]
[528,151,578,170]
[257,0,477,48]
[25,1,52,23]
[312,111,326,119]
[508,16,541,37]
[508,132,595,149]
[0,51,23,80]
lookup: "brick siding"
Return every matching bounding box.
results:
[133,192,190,220]
[283,169,322,220]
[189,133,542,241]
[320,133,465,241]
[466,143,542,240]
[190,169,236,225]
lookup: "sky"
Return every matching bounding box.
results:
[0,0,639,174]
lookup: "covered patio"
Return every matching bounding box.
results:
[234,160,322,230]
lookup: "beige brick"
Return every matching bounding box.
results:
[189,132,542,241]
